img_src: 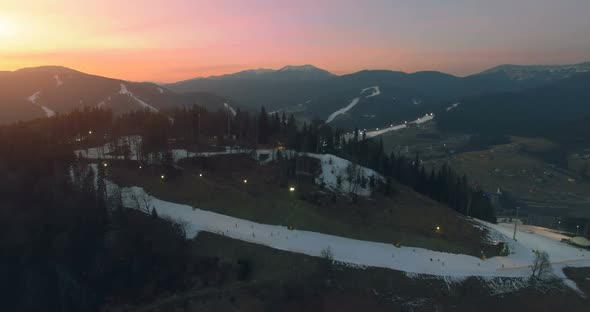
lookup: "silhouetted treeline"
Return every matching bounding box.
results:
[336,131,496,222]
[0,108,252,311]
[0,106,496,310]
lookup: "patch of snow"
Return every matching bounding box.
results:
[26,91,55,117]
[446,102,460,111]
[40,106,56,117]
[326,98,360,123]
[224,103,237,117]
[412,98,422,105]
[157,87,164,94]
[304,153,382,197]
[119,84,159,113]
[361,86,381,98]
[27,91,40,104]
[54,75,63,87]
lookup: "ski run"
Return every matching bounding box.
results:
[109,182,589,284]
[26,91,56,117]
[326,86,381,123]
[83,151,589,289]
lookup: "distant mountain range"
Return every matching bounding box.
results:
[187,65,336,82]
[2,61,590,130]
[165,61,590,128]
[0,66,233,124]
[436,71,590,146]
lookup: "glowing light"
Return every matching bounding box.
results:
[0,16,18,39]
[161,175,165,179]
[103,163,107,167]
[289,187,295,192]
[243,179,248,184]
[199,173,203,177]
[436,226,441,231]
[88,130,92,134]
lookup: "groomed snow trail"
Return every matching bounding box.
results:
[54,75,63,87]
[344,113,435,140]
[119,84,159,112]
[326,86,381,123]
[111,183,589,279]
[326,98,360,123]
[224,103,237,116]
[26,91,55,117]
[361,86,381,98]
[446,102,460,111]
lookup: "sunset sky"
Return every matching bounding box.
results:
[1,0,589,82]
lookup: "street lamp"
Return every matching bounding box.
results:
[289,187,295,192]
[161,175,165,179]
[199,173,203,177]
[243,179,248,184]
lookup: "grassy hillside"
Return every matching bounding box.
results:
[106,154,496,257]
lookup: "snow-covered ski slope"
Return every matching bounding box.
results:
[361,86,381,98]
[223,103,237,116]
[343,113,435,140]
[26,91,56,117]
[305,153,381,197]
[119,84,159,112]
[82,143,590,282]
[326,98,360,123]
[365,113,434,138]
[326,86,381,123]
[116,184,589,279]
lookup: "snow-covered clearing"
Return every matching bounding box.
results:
[27,91,40,104]
[39,106,56,118]
[326,98,360,123]
[223,103,237,116]
[54,75,63,87]
[305,153,382,197]
[110,183,589,280]
[119,84,159,113]
[26,91,55,117]
[326,86,381,123]
[446,102,460,111]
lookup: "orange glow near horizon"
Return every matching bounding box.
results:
[1,0,589,82]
